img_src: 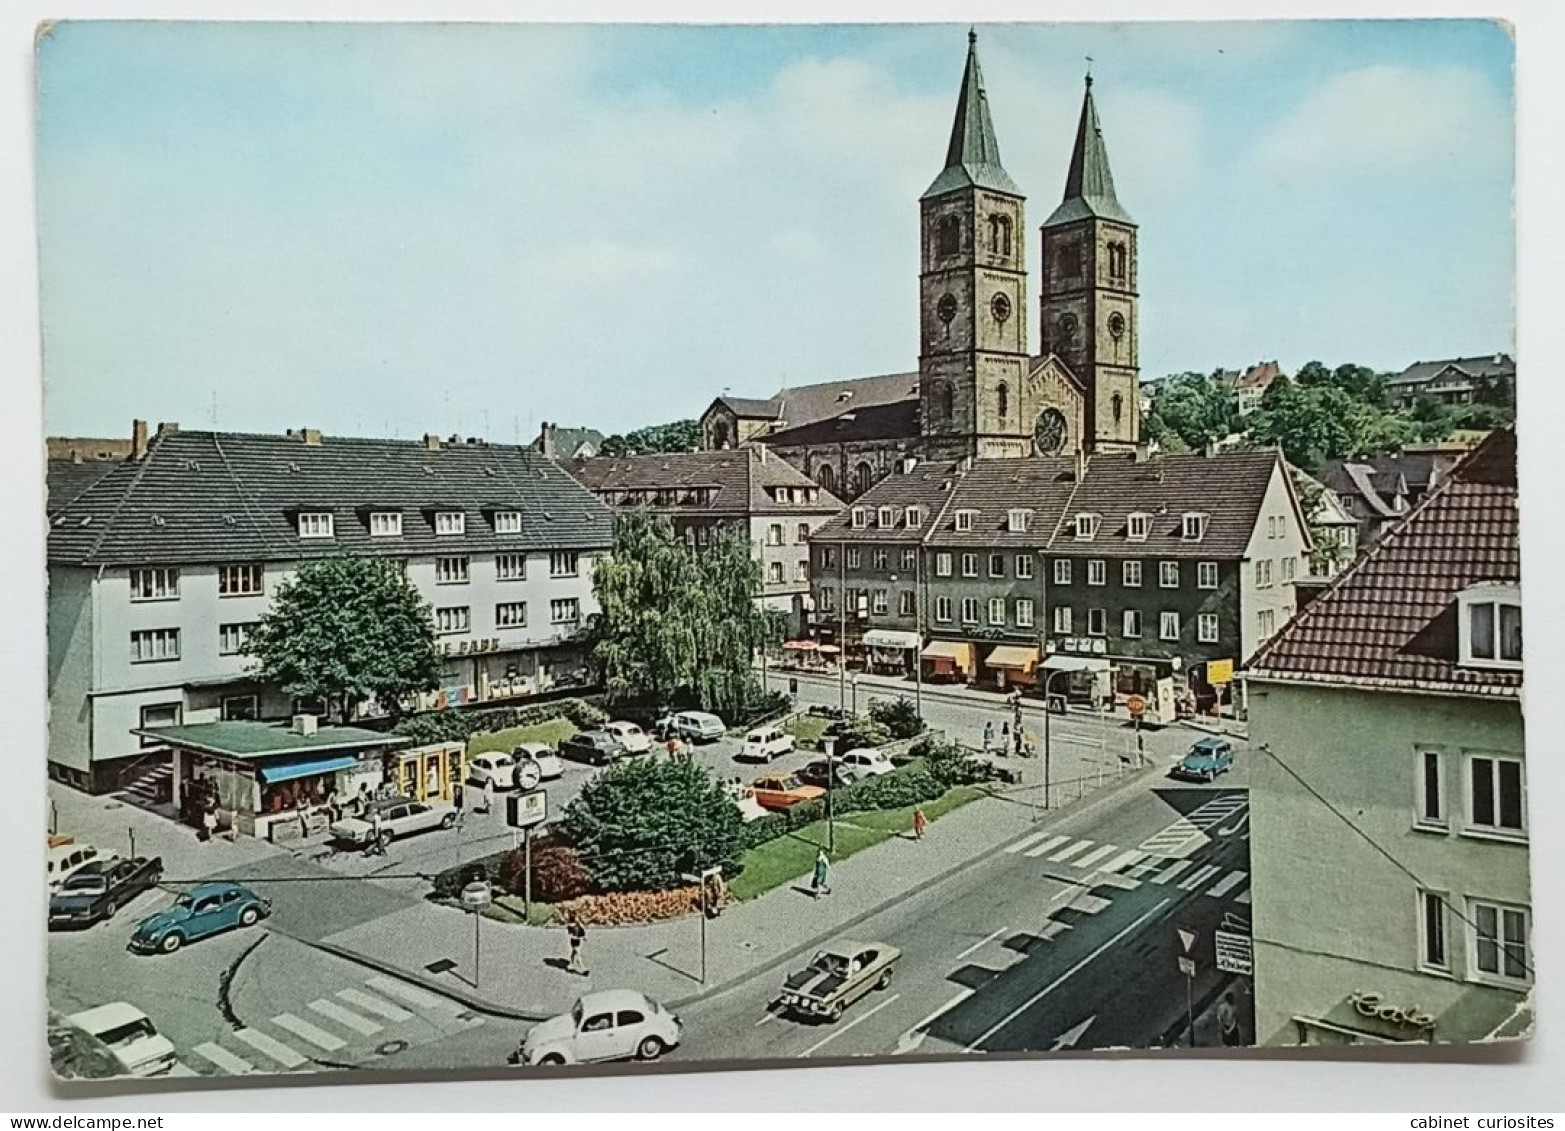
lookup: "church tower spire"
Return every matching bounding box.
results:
[923,29,1022,201]
[1050,74,1134,227]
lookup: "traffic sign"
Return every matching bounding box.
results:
[1215,929,1253,976]
[1177,956,1196,977]
[1177,927,1196,955]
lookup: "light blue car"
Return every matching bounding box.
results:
[1171,737,1235,783]
[128,881,271,955]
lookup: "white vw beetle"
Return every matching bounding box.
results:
[511,990,681,1066]
[603,721,652,755]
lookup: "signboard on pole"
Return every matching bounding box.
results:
[1177,956,1196,977]
[1206,658,1235,685]
[506,789,548,830]
[1215,929,1253,975]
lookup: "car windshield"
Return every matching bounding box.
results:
[96,1019,156,1048]
[781,776,803,790]
[174,894,194,910]
[63,873,107,893]
[810,952,847,977]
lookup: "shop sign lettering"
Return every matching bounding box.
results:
[438,637,502,657]
[1348,991,1435,1031]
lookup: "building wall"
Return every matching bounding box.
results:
[1044,554,1240,669]
[1240,464,1311,662]
[45,567,96,780]
[924,545,1046,644]
[1247,680,1530,1046]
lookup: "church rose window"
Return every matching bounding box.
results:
[1108,311,1126,339]
[1034,408,1068,456]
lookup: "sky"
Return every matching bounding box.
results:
[35,19,1515,442]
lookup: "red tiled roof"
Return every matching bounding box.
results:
[1248,428,1520,697]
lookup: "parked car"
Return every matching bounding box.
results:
[47,841,104,894]
[777,939,900,1022]
[557,730,626,766]
[49,856,164,929]
[129,881,271,954]
[468,752,517,790]
[66,1003,177,1077]
[750,773,827,811]
[329,796,458,847]
[603,721,652,755]
[509,990,682,1066]
[653,711,727,744]
[837,748,895,781]
[739,724,795,762]
[512,741,564,782]
[796,759,854,790]
[1171,737,1235,783]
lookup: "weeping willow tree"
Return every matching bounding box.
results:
[589,512,767,717]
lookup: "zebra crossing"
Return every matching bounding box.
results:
[172,975,482,1076]
[1134,793,1249,858]
[1002,816,1250,905]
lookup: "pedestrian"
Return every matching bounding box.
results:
[452,780,465,825]
[1218,991,1242,1047]
[297,802,310,840]
[1022,731,1036,760]
[479,777,495,815]
[200,804,217,843]
[324,787,341,823]
[665,736,680,761]
[365,808,386,857]
[566,916,588,975]
[999,720,1011,756]
[810,846,832,898]
[912,806,927,841]
[356,782,372,817]
[982,720,995,754]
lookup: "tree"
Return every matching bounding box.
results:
[560,759,744,892]
[598,419,701,456]
[1147,372,1234,451]
[1290,469,1352,576]
[867,696,925,740]
[243,554,441,723]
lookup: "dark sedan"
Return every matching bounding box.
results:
[558,730,627,766]
[49,856,164,929]
[796,759,854,790]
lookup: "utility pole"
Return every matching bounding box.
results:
[838,542,847,715]
[914,545,924,721]
[824,735,837,854]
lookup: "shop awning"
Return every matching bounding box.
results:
[986,645,1040,670]
[921,640,975,671]
[256,754,362,784]
[782,640,819,652]
[817,644,841,654]
[863,630,922,650]
[1041,655,1113,674]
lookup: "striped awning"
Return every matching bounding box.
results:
[986,645,1040,671]
[921,640,975,671]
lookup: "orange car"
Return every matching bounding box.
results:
[749,773,827,812]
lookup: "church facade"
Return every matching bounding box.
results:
[699,33,1142,496]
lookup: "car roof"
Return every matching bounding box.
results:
[818,939,880,957]
[69,1002,150,1031]
[682,711,719,721]
[184,881,251,900]
[1191,737,1230,752]
[576,989,652,1014]
[48,842,98,860]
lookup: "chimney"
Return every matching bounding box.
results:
[1203,441,1218,458]
[1074,448,1087,483]
[131,419,150,460]
[291,713,318,737]
[758,444,768,464]
[423,433,441,451]
[539,422,556,458]
[301,428,322,446]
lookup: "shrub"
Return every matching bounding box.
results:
[915,738,991,789]
[836,765,944,813]
[867,696,925,740]
[431,851,509,899]
[557,887,702,926]
[392,696,607,746]
[824,713,892,752]
[497,837,593,904]
[733,688,793,729]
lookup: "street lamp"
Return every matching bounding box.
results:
[890,562,924,723]
[823,735,838,854]
[1040,667,1070,813]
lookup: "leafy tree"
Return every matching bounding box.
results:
[867,696,925,740]
[825,713,893,751]
[244,554,441,723]
[560,759,744,892]
[598,419,701,456]
[1146,372,1234,451]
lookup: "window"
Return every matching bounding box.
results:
[1197,613,1219,644]
[1256,559,1274,587]
[129,567,180,602]
[218,622,256,655]
[218,564,264,597]
[1087,608,1106,636]
[955,510,977,533]
[550,599,580,625]
[988,598,1005,627]
[550,551,579,577]
[139,702,182,747]
[901,549,917,572]
[1107,240,1128,280]
[820,547,838,571]
[370,511,403,537]
[1074,513,1099,540]
[1267,516,1278,539]
[1054,559,1072,585]
[1182,513,1207,542]
[961,598,980,625]
[1198,561,1219,590]
[1258,608,1277,639]
[1282,557,1297,582]
[298,512,334,539]
[872,590,888,615]
[1053,606,1072,634]
[1159,612,1180,641]
[696,526,710,547]
[989,554,1005,579]
[1087,560,1106,586]
[961,553,979,578]
[435,607,471,635]
[1123,560,1143,588]
[1159,561,1179,588]
[130,628,180,663]
[1127,512,1149,541]
[1007,508,1031,533]
[797,523,810,544]
[871,549,889,571]
[221,695,257,722]
[436,556,470,584]
[851,508,868,529]
[988,213,1013,256]
[769,561,784,584]
[1016,554,1033,579]
[819,587,836,613]
[493,511,522,534]
[877,507,894,528]
[936,214,961,256]
[936,552,953,578]
[768,524,784,546]
[1470,900,1530,985]
[904,506,922,528]
[1418,890,1450,973]
[430,511,463,536]
[997,382,1010,420]
[935,596,952,623]
[1460,585,1522,667]
[496,553,527,581]
[846,548,861,569]
[795,560,809,583]
[495,602,528,629]
[899,590,916,617]
[1016,599,1034,628]
[1415,750,1447,828]
[1467,754,1525,835]
[1123,610,1142,638]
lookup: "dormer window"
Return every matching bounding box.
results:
[851,507,868,529]
[1459,583,1523,668]
[954,509,978,533]
[494,511,522,534]
[878,507,895,528]
[298,512,334,539]
[370,511,402,537]
[1182,512,1208,542]
[1074,513,1099,541]
[1007,509,1032,534]
[436,511,465,536]
[904,505,923,528]
[1127,512,1150,541]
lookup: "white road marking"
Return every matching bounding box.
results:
[1070,893,1112,916]
[1178,864,1222,891]
[953,926,1010,962]
[190,1043,254,1075]
[367,975,458,1014]
[1047,839,1095,863]
[1005,829,1057,855]
[1206,870,1248,899]
[336,988,413,1022]
[1038,920,1071,941]
[311,998,383,1035]
[894,987,974,1055]
[1103,849,1148,874]
[272,1013,347,1051]
[167,1061,199,1077]
[1235,887,1252,905]
[232,1027,308,1068]
[797,993,901,1058]
[968,897,1174,1051]
[1151,858,1196,885]
[754,1011,777,1027]
[1072,844,1122,870]
[1021,835,1071,859]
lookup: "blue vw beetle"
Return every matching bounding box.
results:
[129,881,271,955]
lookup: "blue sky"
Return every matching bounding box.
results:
[36,19,1515,441]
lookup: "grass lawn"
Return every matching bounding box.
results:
[782,714,831,750]
[845,785,987,833]
[489,894,555,926]
[467,717,577,757]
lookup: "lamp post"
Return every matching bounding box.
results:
[891,559,924,722]
[838,541,848,716]
[1041,668,1070,813]
[823,735,837,854]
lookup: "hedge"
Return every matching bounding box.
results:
[392,696,608,746]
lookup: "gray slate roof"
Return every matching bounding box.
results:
[1044,77,1135,228]
[47,429,614,567]
[923,32,1022,201]
[1386,353,1515,388]
[713,396,782,420]
[567,447,844,517]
